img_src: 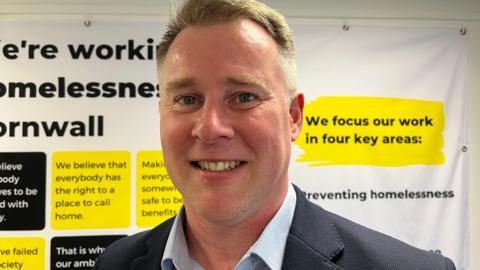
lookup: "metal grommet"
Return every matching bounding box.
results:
[342,24,350,32]
[84,19,92,28]
[461,146,468,153]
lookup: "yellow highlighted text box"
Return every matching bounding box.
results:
[0,237,44,270]
[51,151,130,229]
[136,151,182,228]
[295,96,445,166]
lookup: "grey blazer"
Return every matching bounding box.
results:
[94,185,456,270]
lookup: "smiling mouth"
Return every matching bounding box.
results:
[191,161,245,171]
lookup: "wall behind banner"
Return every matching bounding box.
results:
[1,0,479,269]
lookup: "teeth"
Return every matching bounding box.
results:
[198,161,242,171]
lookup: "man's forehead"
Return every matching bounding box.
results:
[159,18,279,90]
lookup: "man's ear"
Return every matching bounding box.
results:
[289,92,304,141]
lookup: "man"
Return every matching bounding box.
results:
[94,0,456,269]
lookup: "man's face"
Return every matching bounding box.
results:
[159,18,303,225]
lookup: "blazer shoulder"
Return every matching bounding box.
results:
[288,185,455,270]
[326,210,456,270]
[93,217,175,270]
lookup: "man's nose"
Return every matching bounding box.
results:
[191,102,235,143]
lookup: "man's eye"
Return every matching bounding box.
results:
[177,95,198,105]
[234,93,257,103]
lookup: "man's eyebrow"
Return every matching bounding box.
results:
[226,76,268,90]
[164,76,268,92]
[164,77,195,92]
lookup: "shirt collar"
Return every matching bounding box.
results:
[161,183,297,270]
[161,208,194,270]
[238,183,296,269]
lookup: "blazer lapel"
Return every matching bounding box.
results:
[131,218,175,270]
[282,185,345,270]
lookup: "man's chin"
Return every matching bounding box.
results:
[186,195,255,225]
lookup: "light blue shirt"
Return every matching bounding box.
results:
[161,183,297,270]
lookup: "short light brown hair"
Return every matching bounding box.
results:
[157,0,298,100]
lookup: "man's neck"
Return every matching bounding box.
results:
[184,185,289,270]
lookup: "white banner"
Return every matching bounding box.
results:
[291,24,468,268]
[0,21,467,269]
